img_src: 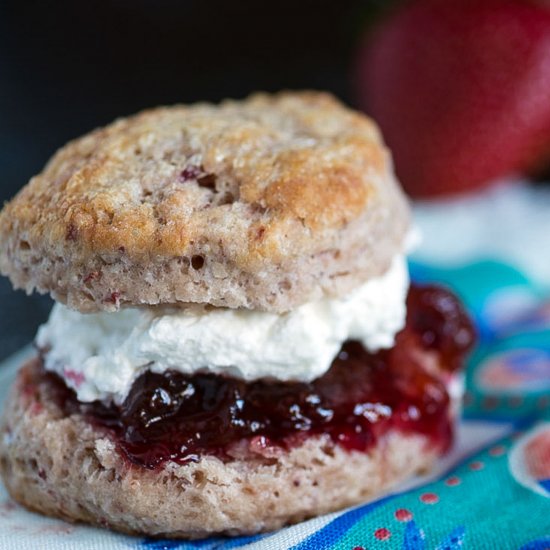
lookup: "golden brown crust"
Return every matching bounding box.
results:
[0,359,439,538]
[0,92,410,312]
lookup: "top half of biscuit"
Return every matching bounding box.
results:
[0,91,410,313]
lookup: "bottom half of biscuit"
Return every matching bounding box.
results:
[0,358,456,539]
[0,343,470,537]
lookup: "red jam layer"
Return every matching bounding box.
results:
[43,284,475,469]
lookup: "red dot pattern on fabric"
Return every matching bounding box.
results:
[482,396,499,410]
[394,508,413,522]
[508,396,524,408]
[445,476,461,486]
[353,547,365,550]
[420,492,439,504]
[374,528,391,540]
[469,461,485,471]
[489,445,506,457]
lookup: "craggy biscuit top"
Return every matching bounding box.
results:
[0,91,410,312]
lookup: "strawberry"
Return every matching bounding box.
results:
[355,0,550,197]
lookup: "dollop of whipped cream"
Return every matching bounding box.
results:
[37,254,409,404]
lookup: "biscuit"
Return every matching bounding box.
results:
[0,92,410,313]
[0,358,439,538]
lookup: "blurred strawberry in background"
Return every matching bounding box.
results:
[355,0,550,198]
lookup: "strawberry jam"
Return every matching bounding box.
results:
[42,284,475,469]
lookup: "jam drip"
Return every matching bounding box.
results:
[47,284,475,469]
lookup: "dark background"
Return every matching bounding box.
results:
[0,0,386,360]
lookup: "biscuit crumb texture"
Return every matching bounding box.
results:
[0,359,436,538]
[0,92,410,312]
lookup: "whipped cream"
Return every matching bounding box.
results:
[37,254,410,404]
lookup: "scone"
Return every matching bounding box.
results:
[0,91,475,538]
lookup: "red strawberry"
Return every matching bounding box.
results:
[355,0,550,197]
